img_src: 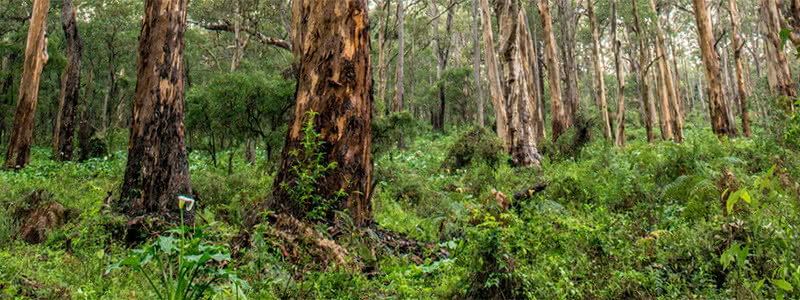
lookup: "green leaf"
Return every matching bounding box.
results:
[774,279,793,291]
[741,190,751,204]
[755,279,766,292]
[727,189,741,215]
[159,236,177,254]
[781,28,792,50]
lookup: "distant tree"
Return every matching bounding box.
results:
[537,0,567,141]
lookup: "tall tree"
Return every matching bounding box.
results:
[53,0,84,161]
[480,0,509,150]
[557,0,580,126]
[497,0,542,167]
[693,0,733,137]
[268,0,374,226]
[587,0,612,140]
[728,0,751,137]
[538,0,567,141]
[521,11,546,142]
[377,0,392,109]
[429,0,455,131]
[649,0,683,142]
[632,0,656,143]
[119,0,194,224]
[472,0,484,128]
[394,0,405,113]
[5,0,49,169]
[761,0,796,108]
[612,0,627,146]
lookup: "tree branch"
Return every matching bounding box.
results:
[191,20,292,51]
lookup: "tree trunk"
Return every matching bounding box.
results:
[377,0,391,109]
[632,0,655,143]
[480,0,509,151]
[394,0,405,113]
[728,0,750,137]
[120,0,194,224]
[429,0,454,132]
[538,0,567,141]
[587,0,611,140]
[53,0,83,162]
[497,0,542,167]
[557,0,580,126]
[472,0,484,128]
[5,0,49,169]
[78,63,93,161]
[521,12,546,143]
[648,0,683,142]
[612,0,626,146]
[693,0,733,137]
[762,0,797,105]
[267,0,373,226]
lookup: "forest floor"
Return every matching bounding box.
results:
[1,118,800,299]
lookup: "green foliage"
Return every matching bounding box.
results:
[106,215,249,300]
[372,111,422,156]
[281,111,341,221]
[441,127,504,170]
[785,100,800,148]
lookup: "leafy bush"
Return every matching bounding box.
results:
[441,127,504,170]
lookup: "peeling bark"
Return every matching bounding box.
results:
[6,0,49,169]
[728,0,751,137]
[120,0,194,224]
[693,0,733,137]
[538,0,567,141]
[612,0,626,147]
[479,0,509,150]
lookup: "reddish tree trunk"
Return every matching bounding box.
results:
[53,0,83,161]
[694,0,733,137]
[120,0,194,224]
[5,0,49,169]
[267,0,374,226]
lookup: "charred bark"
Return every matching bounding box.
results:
[53,0,83,161]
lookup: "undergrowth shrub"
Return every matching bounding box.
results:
[441,127,504,170]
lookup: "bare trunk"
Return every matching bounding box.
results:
[694,0,733,137]
[728,0,750,137]
[120,0,194,224]
[521,12,546,142]
[588,0,611,140]
[78,63,93,161]
[6,0,49,169]
[377,0,391,108]
[649,0,683,142]
[267,0,373,226]
[497,0,542,167]
[632,0,655,143]
[394,0,405,113]
[53,0,83,161]
[557,0,580,126]
[538,0,567,141]
[612,0,626,146]
[472,0,484,128]
[762,0,797,106]
[480,0,509,150]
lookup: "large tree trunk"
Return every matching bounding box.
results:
[632,0,655,143]
[472,0,484,128]
[693,0,733,137]
[557,0,580,126]
[480,0,509,151]
[53,0,83,162]
[497,0,542,167]
[521,12,546,143]
[268,0,373,226]
[587,0,611,140]
[119,0,194,224]
[728,0,751,137]
[762,0,797,106]
[5,0,49,169]
[394,0,405,113]
[612,0,626,146]
[538,0,567,141]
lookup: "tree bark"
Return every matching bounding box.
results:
[612,0,626,147]
[521,11,546,143]
[267,0,373,226]
[557,0,580,126]
[53,0,83,161]
[78,62,93,161]
[728,0,750,137]
[693,0,733,137]
[120,0,194,224]
[480,0,509,151]
[377,0,391,110]
[394,0,405,113]
[761,0,796,110]
[632,0,656,143]
[472,0,484,128]
[497,0,542,167]
[587,0,611,140]
[538,0,567,141]
[648,0,683,142]
[5,0,49,169]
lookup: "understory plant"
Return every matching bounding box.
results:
[106,197,249,300]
